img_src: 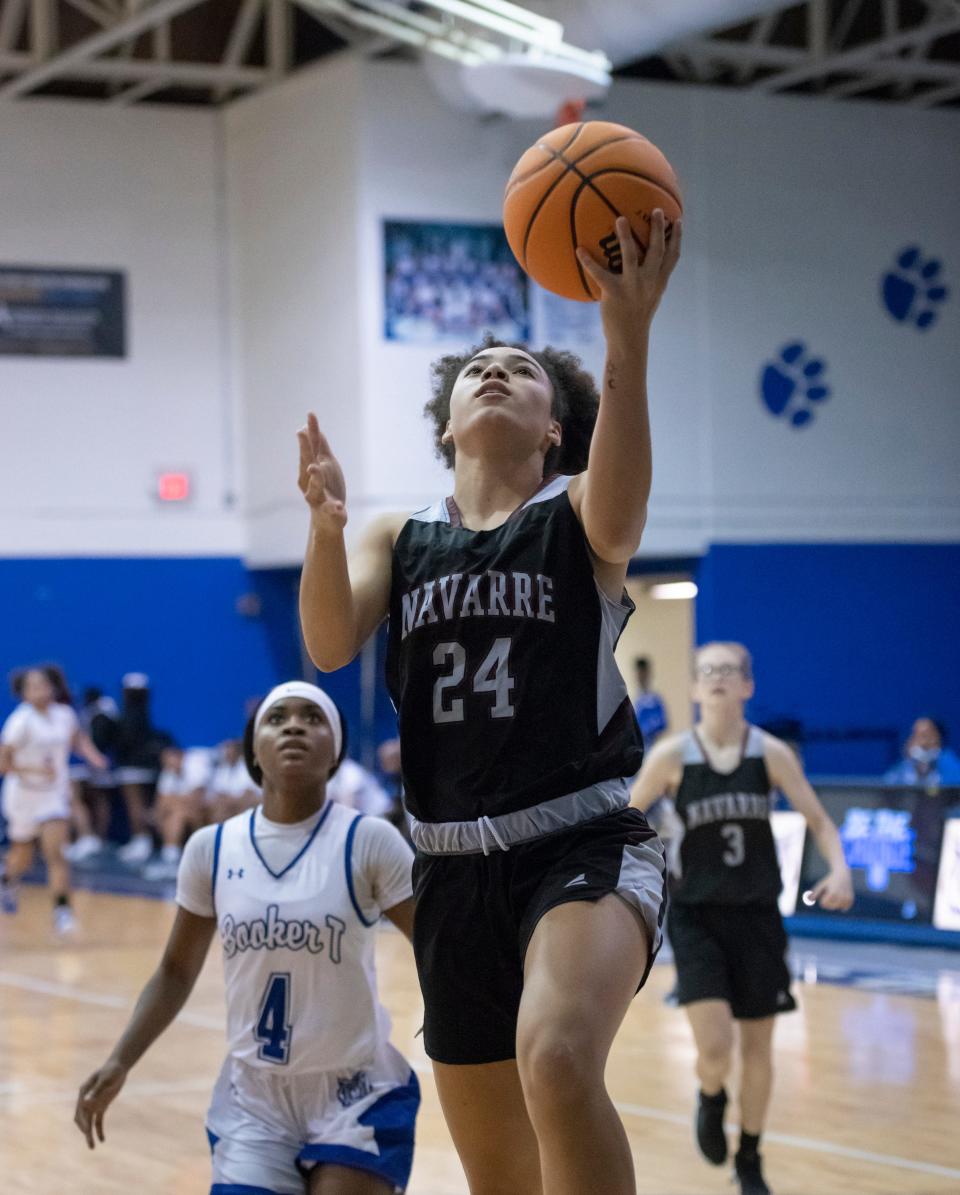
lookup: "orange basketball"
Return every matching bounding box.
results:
[503,120,683,302]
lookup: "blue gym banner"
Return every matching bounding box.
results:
[0,265,126,358]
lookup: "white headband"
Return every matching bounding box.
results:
[253,681,343,762]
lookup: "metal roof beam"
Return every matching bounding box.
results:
[752,13,960,91]
[0,0,209,98]
[214,0,262,101]
[808,0,829,59]
[830,0,866,52]
[29,0,57,60]
[51,56,267,84]
[0,0,30,51]
[912,78,960,102]
[267,0,290,76]
[675,39,803,70]
[222,0,263,66]
[0,48,267,86]
[63,0,117,25]
[733,10,780,83]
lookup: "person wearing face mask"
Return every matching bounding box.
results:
[884,718,960,788]
[630,642,853,1195]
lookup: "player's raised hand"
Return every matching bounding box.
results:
[74,1059,128,1149]
[576,211,681,347]
[297,412,347,535]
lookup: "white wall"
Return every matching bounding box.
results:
[3,62,957,564]
[0,100,241,556]
[678,86,960,544]
[349,63,960,550]
[225,57,364,567]
[356,66,542,520]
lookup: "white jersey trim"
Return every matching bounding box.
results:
[681,725,765,769]
[408,474,572,528]
[518,472,572,509]
[409,498,449,525]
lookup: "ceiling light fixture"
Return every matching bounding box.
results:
[299,0,612,114]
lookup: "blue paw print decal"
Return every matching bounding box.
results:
[760,342,830,428]
[882,247,949,329]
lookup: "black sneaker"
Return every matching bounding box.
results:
[735,1150,772,1195]
[695,1088,728,1165]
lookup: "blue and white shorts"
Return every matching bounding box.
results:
[206,1045,419,1194]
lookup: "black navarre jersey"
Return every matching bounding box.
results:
[670,726,782,905]
[385,475,643,824]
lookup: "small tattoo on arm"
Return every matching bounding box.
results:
[607,367,617,391]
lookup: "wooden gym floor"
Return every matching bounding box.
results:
[1,886,959,1195]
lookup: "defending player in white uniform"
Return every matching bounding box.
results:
[1,665,107,934]
[75,681,419,1195]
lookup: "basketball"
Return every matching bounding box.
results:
[503,120,683,302]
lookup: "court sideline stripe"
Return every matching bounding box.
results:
[0,970,223,1029]
[2,969,958,1182]
[612,1098,960,1182]
[2,1077,214,1107]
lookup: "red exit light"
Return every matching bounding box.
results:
[157,472,191,502]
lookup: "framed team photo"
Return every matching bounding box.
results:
[383,219,530,344]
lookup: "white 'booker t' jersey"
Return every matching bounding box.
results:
[176,800,414,1075]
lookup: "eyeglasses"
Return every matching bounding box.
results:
[694,663,744,679]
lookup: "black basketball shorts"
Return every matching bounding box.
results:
[412,807,666,1065]
[667,899,797,1020]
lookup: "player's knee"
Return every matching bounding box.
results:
[517,1024,598,1108]
[699,1030,733,1069]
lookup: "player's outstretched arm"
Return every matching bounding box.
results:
[73,908,216,1149]
[297,413,399,672]
[630,735,683,812]
[569,211,681,565]
[764,735,854,911]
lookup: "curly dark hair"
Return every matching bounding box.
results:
[423,333,599,475]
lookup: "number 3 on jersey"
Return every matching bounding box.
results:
[433,637,515,723]
[254,972,292,1064]
[720,824,745,867]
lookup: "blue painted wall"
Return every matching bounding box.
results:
[695,544,960,775]
[4,546,956,779]
[0,558,363,749]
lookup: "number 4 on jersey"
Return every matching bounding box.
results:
[254,972,292,1063]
